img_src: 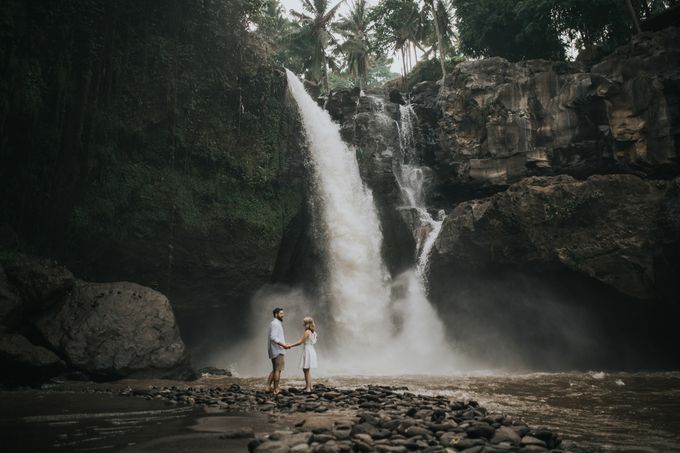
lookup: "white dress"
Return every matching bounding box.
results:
[299,331,318,369]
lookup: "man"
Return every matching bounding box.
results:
[267,307,290,396]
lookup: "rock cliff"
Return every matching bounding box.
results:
[412,27,679,202]
[316,28,680,369]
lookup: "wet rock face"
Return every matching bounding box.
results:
[430,174,680,300]
[415,27,680,194]
[37,281,194,380]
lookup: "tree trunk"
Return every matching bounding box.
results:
[428,0,447,83]
[625,0,642,33]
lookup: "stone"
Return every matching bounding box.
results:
[520,436,547,448]
[490,427,521,446]
[352,434,373,444]
[35,280,194,380]
[254,440,289,453]
[457,447,483,453]
[465,422,495,440]
[351,423,378,437]
[454,438,485,450]
[0,333,65,383]
[312,434,335,444]
[371,429,392,440]
[405,426,432,438]
[352,439,373,453]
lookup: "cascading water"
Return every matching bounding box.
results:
[285,70,391,355]
[222,71,461,375]
[282,70,461,374]
[395,104,446,278]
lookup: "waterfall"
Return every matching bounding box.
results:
[283,70,461,374]
[285,70,391,350]
[395,105,445,278]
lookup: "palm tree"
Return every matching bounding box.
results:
[334,0,372,89]
[290,0,345,93]
[422,0,453,82]
[371,0,421,81]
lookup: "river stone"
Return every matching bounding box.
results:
[457,447,483,453]
[35,281,194,379]
[518,447,548,452]
[312,434,335,443]
[465,422,495,439]
[290,444,311,453]
[491,426,521,445]
[454,438,485,449]
[254,440,289,453]
[520,436,547,448]
[531,430,560,449]
[351,423,378,436]
[376,446,407,453]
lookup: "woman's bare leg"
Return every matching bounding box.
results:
[303,368,311,392]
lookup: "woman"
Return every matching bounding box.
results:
[290,316,318,392]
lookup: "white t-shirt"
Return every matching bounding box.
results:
[268,318,286,359]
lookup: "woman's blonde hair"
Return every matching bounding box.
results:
[303,316,316,332]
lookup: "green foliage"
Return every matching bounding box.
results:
[287,0,345,92]
[334,0,372,88]
[370,0,421,56]
[0,0,303,271]
[451,0,677,61]
[452,0,565,61]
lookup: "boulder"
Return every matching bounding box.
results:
[430,174,680,300]
[0,333,65,383]
[36,281,194,380]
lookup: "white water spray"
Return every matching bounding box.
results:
[222,72,463,375]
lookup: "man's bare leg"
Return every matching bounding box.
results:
[272,369,282,395]
[266,371,274,392]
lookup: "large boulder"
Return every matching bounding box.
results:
[36,281,194,380]
[0,333,65,384]
[430,174,680,300]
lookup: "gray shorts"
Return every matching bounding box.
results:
[271,354,285,372]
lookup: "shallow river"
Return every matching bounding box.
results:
[1,372,678,452]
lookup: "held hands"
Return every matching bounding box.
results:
[283,343,295,349]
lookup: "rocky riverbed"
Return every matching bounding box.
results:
[3,373,680,452]
[119,382,567,453]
